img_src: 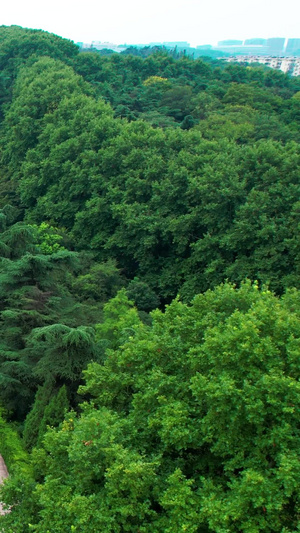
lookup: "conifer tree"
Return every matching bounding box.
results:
[0,207,95,418]
[23,379,55,450]
[37,385,69,447]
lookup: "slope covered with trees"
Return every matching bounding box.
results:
[0,26,299,532]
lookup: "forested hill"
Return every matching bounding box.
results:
[0,26,299,532]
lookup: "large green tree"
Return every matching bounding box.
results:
[0,26,78,75]
[1,282,299,532]
[1,56,92,173]
[19,92,119,227]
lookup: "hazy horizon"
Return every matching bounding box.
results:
[1,0,299,47]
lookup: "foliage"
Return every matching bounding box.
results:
[95,289,142,352]
[30,222,66,255]
[126,278,160,311]
[26,324,98,384]
[0,27,299,302]
[23,380,70,451]
[2,283,299,531]
[0,26,299,531]
[1,57,93,175]
[143,76,170,87]
[71,259,125,303]
[0,26,78,121]
[0,207,100,418]
[23,379,56,451]
[0,410,29,474]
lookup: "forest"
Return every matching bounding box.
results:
[0,25,299,532]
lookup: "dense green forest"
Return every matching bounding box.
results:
[0,26,299,532]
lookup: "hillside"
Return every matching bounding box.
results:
[0,26,299,532]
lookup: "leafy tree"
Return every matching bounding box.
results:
[0,26,78,79]
[0,33,298,309]
[71,259,125,303]
[143,76,170,88]
[222,82,283,113]
[0,410,29,474]
[126,277,160,312]
[1,57,92,174]
[95,289,141,353]
[30,222,67,255]
[160,85,194,121]
[17,92,118,227]
[0,411,38,531]
[0,26,78,122]
[2,283,299,531]
[137,110,178,128]
[180,114,195,130]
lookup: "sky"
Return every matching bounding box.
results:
[1,0,299,47]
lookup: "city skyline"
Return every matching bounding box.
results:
[78,37,300,59]
[0,0,299,48]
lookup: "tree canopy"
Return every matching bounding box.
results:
[1,283,299,532]
[0,25,299,532]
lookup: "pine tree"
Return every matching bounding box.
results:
[23,379,55,450]
[0,207,93,418]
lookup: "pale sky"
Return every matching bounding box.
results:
[1,0,299,47]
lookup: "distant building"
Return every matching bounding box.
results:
[266,38,285,55]
[244,38,266,46]
[280,57,295,73]
[217,40,243,46]
[216,40,267,56]
[293,61,300,76]
[285,38,300,55]
[224,55,300,76]
[78,41,126,52]
[216,37,291,57]
[163,41,190,48]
